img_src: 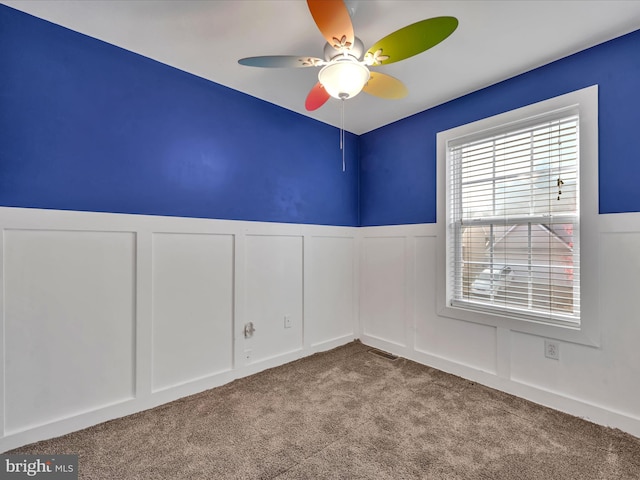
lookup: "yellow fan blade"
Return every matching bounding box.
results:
[362,72,408,99]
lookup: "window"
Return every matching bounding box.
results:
[450,112,579,326]
[437,86,599,345]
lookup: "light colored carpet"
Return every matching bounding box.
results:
[9,341,640,479]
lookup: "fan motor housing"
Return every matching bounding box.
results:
[324,36,365,62]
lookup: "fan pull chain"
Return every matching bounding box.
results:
[340,97,346,172]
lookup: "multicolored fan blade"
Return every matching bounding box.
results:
[305,82,331,111]
[365,17,458,66]
[307,0,354,50]
[362,72,408,99]
[238,56,324,68]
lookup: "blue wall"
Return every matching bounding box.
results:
[3,5,640,228]
[360,29,640,226]
[0,5,359,226]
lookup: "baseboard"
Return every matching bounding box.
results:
[0,336,358,453]
[360,337,640,439]
[311,334,358,352]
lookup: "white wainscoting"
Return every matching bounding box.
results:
[151,232,234,392]
[360,236,408,347]
[359,215,640,438]
[244,234,303,363]
[305,236,357,348]
[4,229,136,435]
[3,206,639,450]
[0,208,358,451]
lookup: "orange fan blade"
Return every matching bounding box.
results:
[307,0,354,50]
[305,82,331,111]
[362,72,408,99]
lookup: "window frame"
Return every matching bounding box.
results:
[436,85,600,346]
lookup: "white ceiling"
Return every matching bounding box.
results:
[4,0,640,134]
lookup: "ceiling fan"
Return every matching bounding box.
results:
[238,0,458,111]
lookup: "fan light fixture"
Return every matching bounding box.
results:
[238,0,458,112]
[318,59,370,100]
[237,0,459,171]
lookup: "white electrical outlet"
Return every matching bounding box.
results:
[284,315,292,328]
[544,340,560,360]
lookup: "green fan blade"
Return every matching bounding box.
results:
[365,17,458,66]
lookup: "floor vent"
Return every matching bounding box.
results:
[368,348,399,360]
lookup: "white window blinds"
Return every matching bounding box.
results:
[448,111,580,326]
